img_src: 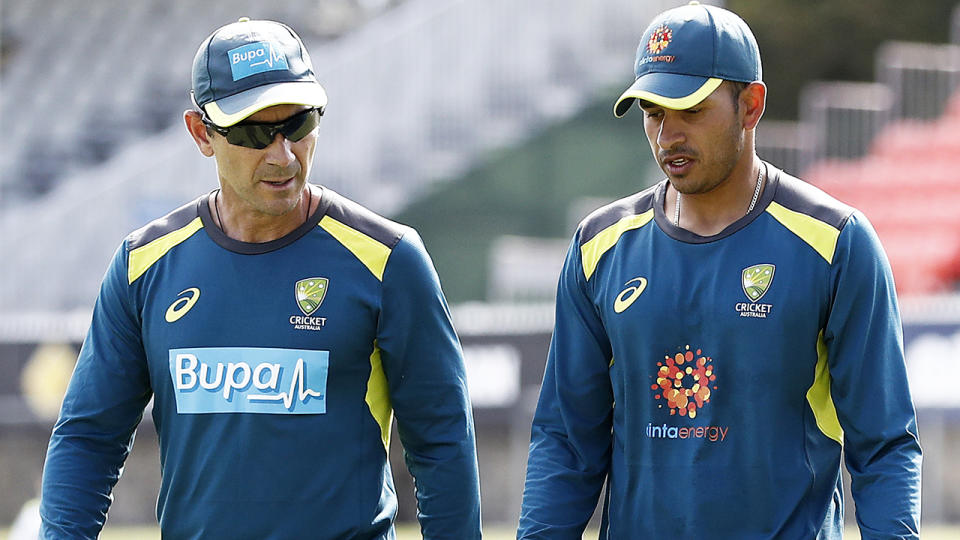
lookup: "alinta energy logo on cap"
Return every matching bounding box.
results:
[646,24,673,55]
[613,2,762,117]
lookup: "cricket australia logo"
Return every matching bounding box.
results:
[296,278,328,315]
[735,264,775,318]
[291,278,328,331]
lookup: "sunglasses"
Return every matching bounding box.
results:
[203,108,322,149]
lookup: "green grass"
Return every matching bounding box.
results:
[4,524,959,539]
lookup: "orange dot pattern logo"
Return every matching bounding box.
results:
[650,346,716,419]
[647,25,673,54]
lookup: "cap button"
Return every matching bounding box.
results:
[237,16,251,22]
[688,1,701,4]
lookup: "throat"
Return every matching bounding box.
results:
[213,188,316,243]
[672,164,765,235]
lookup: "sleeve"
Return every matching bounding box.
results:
[376,230,482,540]
[39,244,153,539]
[823,212,922,538]
[518,233,614,539]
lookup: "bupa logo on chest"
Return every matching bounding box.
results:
[227,41,289,81]
[169,347,328,414]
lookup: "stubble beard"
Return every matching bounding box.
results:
[667,121,745,196]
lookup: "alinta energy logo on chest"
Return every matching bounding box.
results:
[736,263,775,318]
[290,277,329,331]
[647,345,729,443]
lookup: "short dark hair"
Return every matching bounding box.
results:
[729,81,749,112]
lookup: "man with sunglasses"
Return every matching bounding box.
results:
[40,18,482,539]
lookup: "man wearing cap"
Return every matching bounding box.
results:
[39,19,481,539]
[518,3,921,538]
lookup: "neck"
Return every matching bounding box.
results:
[213,186,315,243]
[671,156,765,236]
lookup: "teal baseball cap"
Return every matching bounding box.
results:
[614,2,761,117]
[191,18,328,127]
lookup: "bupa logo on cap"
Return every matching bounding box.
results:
[647,24,673,54]
[228,41,289,81]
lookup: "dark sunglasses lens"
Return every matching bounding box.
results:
[281,109,320,142]
[219,109,320,149]
[225,125,274,149]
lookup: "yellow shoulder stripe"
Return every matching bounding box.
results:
[766,202,840,264]
[365,342,393,453]
[128,217,204,284]
[580,210,654,281]
[806,331,844,445]
[319,216,392,281]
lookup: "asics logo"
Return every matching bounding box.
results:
[166,288,200,323]
[614,277,647,313]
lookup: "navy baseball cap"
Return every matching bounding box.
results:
[613,2,761,117]
[191,18,328,127]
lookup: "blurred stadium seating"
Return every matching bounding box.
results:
[0,0,675,528]
[756,12,960,295]
[0,0,673,312]
[799,80,960,294]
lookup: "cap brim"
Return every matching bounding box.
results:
[613,74,723,118]
[205,81,329,127]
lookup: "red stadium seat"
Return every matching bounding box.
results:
[806,96,960,295]
[943,90,960,120]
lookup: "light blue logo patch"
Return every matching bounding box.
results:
[227,41,289,81]
[169,347,328,414]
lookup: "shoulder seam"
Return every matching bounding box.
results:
[579,186,658,245]
[127,217,204,283]
[765,202,841,264]
[580,210,655,281]
[322,189,404,250]
[318,216,398,281]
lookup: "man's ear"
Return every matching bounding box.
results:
[184,110,215,157]
[740,82,766,130]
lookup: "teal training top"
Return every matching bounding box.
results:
[519,165,921,539]
[40,186,482,539]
